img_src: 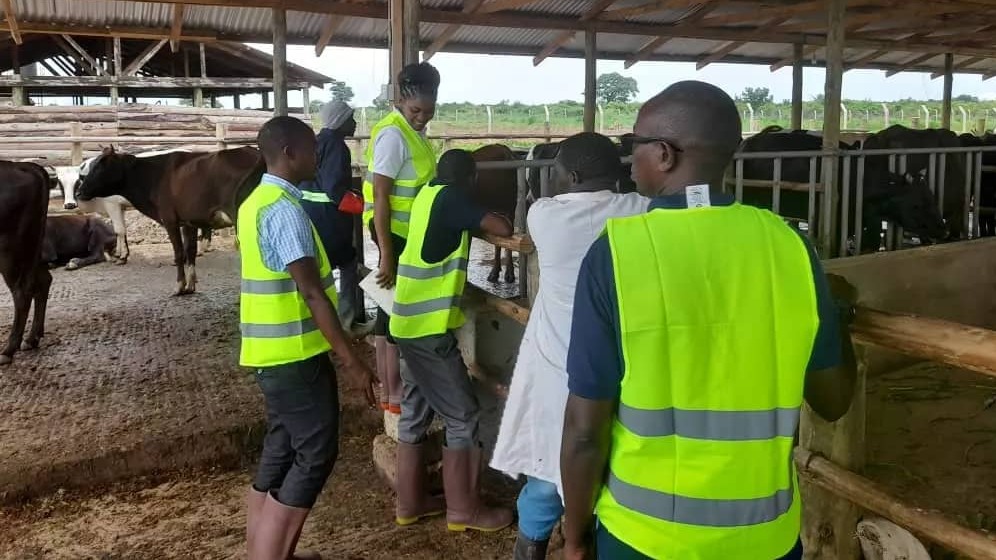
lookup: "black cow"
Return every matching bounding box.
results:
[738,125,946,253]
[525,136,637,203]
[958,132,996,237]
[42,215,118,271]
[0,161,52,365]
[78,146,264,295]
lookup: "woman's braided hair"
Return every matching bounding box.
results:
[398,62,440,101]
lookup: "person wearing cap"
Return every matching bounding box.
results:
[489,132,648,560]
[300,100,366,334]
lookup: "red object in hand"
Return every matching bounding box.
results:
[339,190,364,215]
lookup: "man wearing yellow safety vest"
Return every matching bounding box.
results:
[389,149,516,533]
[241,117,377,560]
[560,81,857,560]
[363,62,440,416]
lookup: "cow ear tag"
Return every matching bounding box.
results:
[685,184,711,208]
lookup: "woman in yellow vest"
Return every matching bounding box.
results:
[389,149,515,533]
[560,82,857,560]
[241,117,377,560]
[362,62,439,415]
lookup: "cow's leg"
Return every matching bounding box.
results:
[180,225,199,295]
[67,227,110,270]
[108,204,129,264]
[504,247,515,284]
[165,223,187,295]
[487,245,501,283]
[1,281,31,365]
[22,266,51,351]
[198,228,213,254]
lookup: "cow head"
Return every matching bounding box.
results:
[77,146,129,202]
[872,170,948,242]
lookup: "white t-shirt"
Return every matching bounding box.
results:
[370,111,423,182]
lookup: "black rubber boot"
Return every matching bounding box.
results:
[513,532,549,560]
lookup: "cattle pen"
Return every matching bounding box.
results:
[5,0,996,559]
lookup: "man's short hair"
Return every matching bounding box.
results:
[257,116,316,160]
[555,132,621,183]
[436,149,477,185]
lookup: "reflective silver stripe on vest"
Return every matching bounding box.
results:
[241,272,335,295]
[618,404,800,441]
[362,203,411,223]
[363,171,420,198]
[241,317,319,338]
[392,295,461,317]
[397,258,469,280]
[607,472,794,528]
[300,191,332,203]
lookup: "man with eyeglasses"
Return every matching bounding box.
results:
[559,81,857,559]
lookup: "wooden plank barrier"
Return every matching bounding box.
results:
[851,307,996,380]
[796,448,996,560]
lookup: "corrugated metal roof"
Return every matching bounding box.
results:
[6,0,996,78]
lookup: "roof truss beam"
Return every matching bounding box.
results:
[123,38,168,75]
[770,44,820,72]
[886,53,939,77]
[478,0,545,14]
[696,16,788,70]
[53,35,101,75]
[844,48,889,70]
[423,0,484,61]
[624,36,671,69]
[532,0,618,66]
[1,0,20,45]
[60,34,105,75]
[931,56,985,78]
[599,0,713,21]
[0,21,216,42]
[170,4,185,52]
[315,14,342,56]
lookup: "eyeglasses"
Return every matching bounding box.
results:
[629,135,685,153]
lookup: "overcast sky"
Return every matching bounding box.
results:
[251,44,996,108]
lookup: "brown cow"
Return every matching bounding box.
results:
[42,214,118,270]
[77,146,265,295]
[0,161,52,365]
[471,144,519,283]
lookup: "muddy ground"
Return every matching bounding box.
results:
[0,210,994,558]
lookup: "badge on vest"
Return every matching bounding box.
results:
[686,185,711,208]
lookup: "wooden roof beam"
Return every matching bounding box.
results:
[478,0,545,14]
[770,44,820,72]
[170,4,185,52]
[423,0,483,61]
[314,15,342,56]
[60,34,104,75]
[845,48,889,70]
[624,36,671,69]
[53,35,100,75]
[1,0,20,45]
[775,2,989,34]
[0,21,216,42]
[930,56,985,78]
[599,0,715,21]
[696,16,787,70]
[695,0,826,27]
[886,53,939,77]
[532,0,618,66]
[123,38,167,75]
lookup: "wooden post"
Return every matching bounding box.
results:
[199,42,206,78]
[819,0,844,258]
[215,122,228,152]
[233,93,240,109]
[942,53,954,130]
[110,36,121,105]
[262,91,271,111]
[389,0,404,101]
[69,122,83,165]
[193,87,203,108]
[10,43,23,106]
[183,48,190,78]
[272,8,288,116]
[583,30,597,133]
[403,0,419,66]
[302,87,311,118]
[792,43,804,130]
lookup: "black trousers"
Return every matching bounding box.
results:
[369,222,407,340]
[253,352,339,509]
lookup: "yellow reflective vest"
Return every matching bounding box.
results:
[238,182,339,368]
[362,110,437,239]
[389,183,470,339]
[598,203,819,559]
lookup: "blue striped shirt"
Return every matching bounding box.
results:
[257,173,317,273]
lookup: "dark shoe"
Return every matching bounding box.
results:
[395,441,446,526]
[441,446,513,533]
[514,533,549,560]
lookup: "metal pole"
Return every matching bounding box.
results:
[272,9,288,116]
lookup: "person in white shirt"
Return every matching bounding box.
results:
[490,133,649,560]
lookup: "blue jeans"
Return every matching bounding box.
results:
[517,477,565,541]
